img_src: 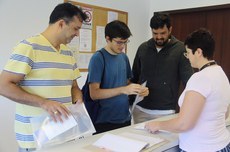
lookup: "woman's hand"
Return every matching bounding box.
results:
[145,121,160,134]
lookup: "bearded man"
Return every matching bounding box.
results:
[131,13,193,124]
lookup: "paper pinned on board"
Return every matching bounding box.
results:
[131,81,147,113]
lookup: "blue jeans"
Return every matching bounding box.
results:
[180,142,230,152]
[18,147,36,152]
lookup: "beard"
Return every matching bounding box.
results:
[155,38,169,47]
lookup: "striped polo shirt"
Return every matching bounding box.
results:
[4,34,80,148]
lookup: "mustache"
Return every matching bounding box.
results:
[156,38,164,41]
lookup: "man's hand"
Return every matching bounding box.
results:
[40,100,70,122]
[139,87,149,97]
[124,84,149,96]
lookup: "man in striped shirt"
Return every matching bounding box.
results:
[0,3,87,152]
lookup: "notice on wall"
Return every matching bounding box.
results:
[107,11,118,23]
[77,53,93,69]
[82,7,93,29]
[96,26,107,50]
[79,29,92,52]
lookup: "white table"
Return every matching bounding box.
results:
[37,114,178,152]
[37,114,230,152]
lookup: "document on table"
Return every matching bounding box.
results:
[131,81,147,113]
[93,133,149,152]
[120,132,164,149]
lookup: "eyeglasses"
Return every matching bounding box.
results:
[113,39,130,46]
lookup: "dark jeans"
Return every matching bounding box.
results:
[18,147,36,152]
[94,120,131,135]
[179,142,230,152]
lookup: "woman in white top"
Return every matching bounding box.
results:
[145,28,230,152]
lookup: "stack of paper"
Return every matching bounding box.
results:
[120,132,164,149]
[93,133,160,152]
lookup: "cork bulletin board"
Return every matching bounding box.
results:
[64,0,128,71]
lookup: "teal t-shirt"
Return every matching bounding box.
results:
[88,48,132,124]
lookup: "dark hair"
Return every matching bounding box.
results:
[105,20,132,41]
[184,28,215,60]
[150,13,171,29]
[49,3,88,24]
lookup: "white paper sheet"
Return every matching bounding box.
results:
[107,11,118,23]
[77,53,93,69]
[120,132,164,148]
[131,81,147,113]
[81,7,93,29]
[93,133,149,152]
[41,115,77,140]
[96,26,106,50]
[79,29,92,52]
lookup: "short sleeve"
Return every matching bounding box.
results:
[4,40,34,75]
[123,53,132,79]
[186,73,212,98]
[88,52,104,83]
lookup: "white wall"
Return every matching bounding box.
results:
[150,0,230,12]
[0,1,62,152]
[0,0,149,152]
